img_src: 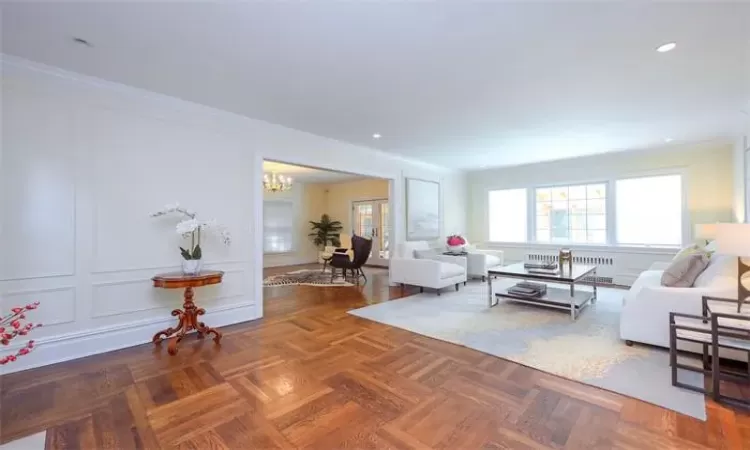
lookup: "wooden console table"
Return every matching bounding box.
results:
[152,270,224,355]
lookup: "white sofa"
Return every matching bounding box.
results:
[619,253,743,360]
[464,244,505,281]
[390,241,467,295]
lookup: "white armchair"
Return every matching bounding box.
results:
[461,241,504,281]
[390,241,467,295]
[465,248,505,281]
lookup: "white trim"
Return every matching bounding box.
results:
[252,153,265,322]
[0,301,256,375]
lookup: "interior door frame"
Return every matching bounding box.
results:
[350,197,389,267]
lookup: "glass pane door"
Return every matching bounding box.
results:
[353,203,374,239]
[352,199,389,266]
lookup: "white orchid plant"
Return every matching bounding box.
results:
[150,203,231,260]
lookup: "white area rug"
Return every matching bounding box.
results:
[349,281,707,420]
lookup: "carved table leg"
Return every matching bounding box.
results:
[151,286,221,354]
[195,307,223,344]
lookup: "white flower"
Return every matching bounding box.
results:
[152,203,231,246]
[176,218,200,236]
[220,228,232,246]
[150,202,195,219]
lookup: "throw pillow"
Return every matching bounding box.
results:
[414,249,435,259]
[661,253,710,287]
[673,244,700,260]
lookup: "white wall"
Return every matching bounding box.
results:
[466,141,734,285]
[0,56,463,373]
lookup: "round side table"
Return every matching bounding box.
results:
[151,270,224,355]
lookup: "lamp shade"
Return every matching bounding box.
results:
[715,223,750,256]
[694,223,718,240]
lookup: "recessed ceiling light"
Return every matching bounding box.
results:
[372,133,381,139]
[656,42,676,53]
[664,138,674,143]
[72,37,93,47]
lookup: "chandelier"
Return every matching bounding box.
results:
[263,172,293,192]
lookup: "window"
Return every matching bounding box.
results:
[616,174,682,246]
[263,201,294,253]
[535,183,607,244]
[488,189,527,242]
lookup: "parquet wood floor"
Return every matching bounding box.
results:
[1,264,749,449]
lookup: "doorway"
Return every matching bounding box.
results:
[352,199,390,266]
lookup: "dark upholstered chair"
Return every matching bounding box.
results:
[330,235,373,284]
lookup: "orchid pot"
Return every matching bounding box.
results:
[181,259,203,275]
[150,203,232,276]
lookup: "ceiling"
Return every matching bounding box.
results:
[263,160,364,183]
[3,2,749,170]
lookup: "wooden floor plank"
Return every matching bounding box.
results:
[0,264,746,449]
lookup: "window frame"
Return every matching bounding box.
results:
[613,172,687,247]
[485,168,688,249]
[263,199,296,255]
[531,180,609,245]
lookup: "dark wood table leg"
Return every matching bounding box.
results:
[152,286,221,355]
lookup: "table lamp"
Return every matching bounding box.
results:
[694,223,718,246]
[715,223,750,312]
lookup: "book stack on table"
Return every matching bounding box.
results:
[523,262,557,270]
[507,281,547,298]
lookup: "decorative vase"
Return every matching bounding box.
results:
[447,245,464,254]
[182,259,203,275]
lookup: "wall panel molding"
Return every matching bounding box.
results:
[3,286,77,327]
[91,259,248,275]
[90,268,245,318]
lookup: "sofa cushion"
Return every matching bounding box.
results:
[661,253,709,287]
[439,262,465,279]
[414,249,437,259]
[693,254,734,288]
[399,241,430,259]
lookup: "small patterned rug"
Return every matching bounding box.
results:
[263,269,354,287]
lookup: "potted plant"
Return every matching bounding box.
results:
[309,214,343,250]
[446,234,467,254]
[151,203,231,275]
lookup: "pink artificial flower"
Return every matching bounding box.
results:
[446,235,466,246]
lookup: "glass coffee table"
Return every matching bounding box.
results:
[487,263,598,320]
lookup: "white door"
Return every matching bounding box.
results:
[352,199,390,266]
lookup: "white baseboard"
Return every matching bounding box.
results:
[0,302,259,375]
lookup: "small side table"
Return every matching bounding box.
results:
[152,271,224,355]
[669,296,750,408]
